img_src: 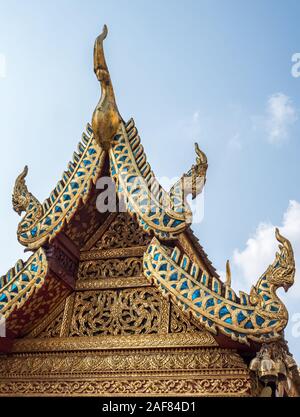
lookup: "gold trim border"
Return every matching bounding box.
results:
[80,246,147,261]
[75,276,150,290]
[0,375,252,397]
[11,332,218,353]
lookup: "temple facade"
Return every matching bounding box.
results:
[0,26,299,397]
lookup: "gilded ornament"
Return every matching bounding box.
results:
[92,25,122,150]
[144,228,295,344]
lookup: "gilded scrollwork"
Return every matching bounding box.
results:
[38,311,64,339]
[0,377,252,396]
[0,349,247,376]
[27,299,66,338]
[69,288,163,337]
[75,276,150,290]
[170,304,200,333]
[78,257,143,280]
[94,213,152,249]
[80,246,147,261]
[0,346,251,396]
[11,332,218,354]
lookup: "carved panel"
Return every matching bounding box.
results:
[69,288,163,337]
[75,276,150,290]
[0,377,252,396]
[27,300,66,338]
[0,349,247,376]
[11,332,218,353]
[93,213,152,250]
[38,310,64,338]
[80,246,147,261]
[47,245,78,278]
[170,304,200,333]
[78,257,143,280]
[0,347,252,396]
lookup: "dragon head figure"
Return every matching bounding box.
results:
[267,228,295,292]
[12,166,30,216]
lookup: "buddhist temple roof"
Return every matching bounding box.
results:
[0,25,297,366]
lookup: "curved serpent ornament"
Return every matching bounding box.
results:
[143,228,295,344]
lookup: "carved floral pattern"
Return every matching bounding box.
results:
[0,349,247,376]
[0,378,252,396]
[78,257,143,280]
[38,310,64,338]
[94,213,151,249]
[69,288,162,337]
[170,304,200,333]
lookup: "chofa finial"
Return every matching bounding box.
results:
[12,165,30,215]
[92,24,122,151]
[195,142,208,166]
[12,165,43,239]
[93,24,108,78]
[269,228,295,292]
[194,142,208,178]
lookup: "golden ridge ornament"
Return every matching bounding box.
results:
[92,25,122,150]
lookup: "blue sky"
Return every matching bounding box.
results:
[0,0,300,360]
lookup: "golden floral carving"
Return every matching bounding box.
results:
[11,332,217,354]
[80,246,147,261]
[78,257,143,280]
[0,349,247,376]
[69,288,163,337]
[59,293,75,337]
[75,276,150,290]
[0,377,252,396]
[38,311,64,339]
[81,214,117,251]
[94,213,151,250]
[170,304,200,333]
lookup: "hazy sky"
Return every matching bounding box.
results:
[0,0,300,360]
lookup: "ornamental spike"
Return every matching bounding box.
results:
[225,259,231,287]
[92,24,122,151]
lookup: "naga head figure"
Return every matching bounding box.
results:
[12,166,30,216]
[180,143,208,200]
[12,166,43,230]
[267,228,295,292]
[195,142,208,177]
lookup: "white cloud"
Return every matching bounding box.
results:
[187,110,203,139]
[232,200,300,298]
[174,110,207,148]
[265,93,297,144]
[0,53,6,78]
[193,111,200,123]
[228,132,242,150]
